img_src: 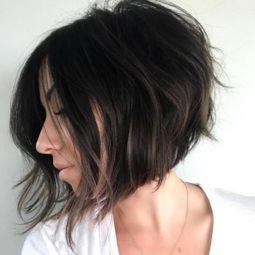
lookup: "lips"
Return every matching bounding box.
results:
[53,163,72,171]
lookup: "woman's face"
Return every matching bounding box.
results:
[35,82,82,192]
[36,67,106,193]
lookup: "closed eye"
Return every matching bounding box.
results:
[53,108,65,115]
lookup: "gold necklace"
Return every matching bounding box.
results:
[115,179,189,255]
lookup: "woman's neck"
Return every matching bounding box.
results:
[113,170,188,235]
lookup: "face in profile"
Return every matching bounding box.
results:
[35,79,81,192]
[35,71,105,193]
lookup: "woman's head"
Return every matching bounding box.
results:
[10,0,228,251]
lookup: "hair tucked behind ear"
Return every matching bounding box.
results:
[9,0,231,252]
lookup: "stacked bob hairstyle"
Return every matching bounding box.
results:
[9,0,229,251]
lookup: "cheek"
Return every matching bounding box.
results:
[60,125,80,163]
[72,145,82,165]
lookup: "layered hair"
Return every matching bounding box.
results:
[9,0,230,251]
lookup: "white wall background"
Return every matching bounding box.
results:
[0,0,254,254]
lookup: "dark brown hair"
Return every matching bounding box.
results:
[9,0,230,252]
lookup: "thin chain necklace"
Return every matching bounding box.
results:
[115,179,189,255]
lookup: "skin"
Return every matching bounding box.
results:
[113,171,213,254]
[36,66,82,192]
[36,69,213,254]
[36,69,105,193]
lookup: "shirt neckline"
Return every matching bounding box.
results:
[107,181,216,255]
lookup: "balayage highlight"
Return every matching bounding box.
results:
[9,0,231,252]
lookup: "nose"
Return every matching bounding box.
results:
[36,118,62,155]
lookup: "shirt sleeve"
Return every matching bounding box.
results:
[21,228,49,255]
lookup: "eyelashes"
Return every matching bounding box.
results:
[53,108,66,116]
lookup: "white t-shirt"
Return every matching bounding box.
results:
[21,182,255,255]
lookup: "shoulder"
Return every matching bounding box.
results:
[197,183,255,253]
[21,222,48,255]
[21,216,67,255]
[188,181,255,229]
[198,182,255,237]
[21,210,104,255]
[200,183,255,215]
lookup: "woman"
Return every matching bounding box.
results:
[9,0,255,254]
